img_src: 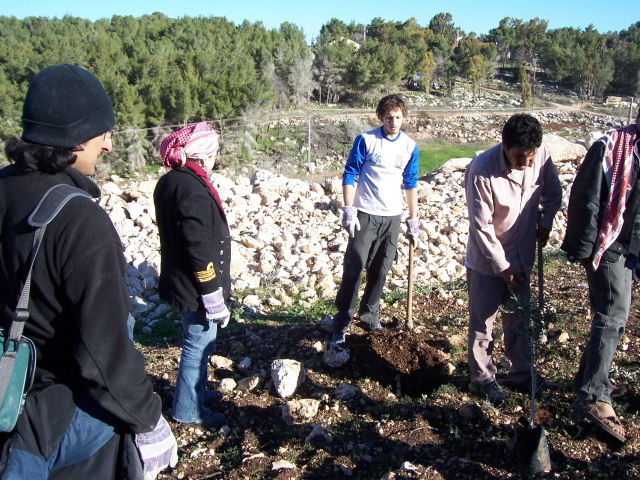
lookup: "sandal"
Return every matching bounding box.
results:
[573,399,626,443]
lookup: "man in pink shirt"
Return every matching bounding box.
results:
[464,113,562,405]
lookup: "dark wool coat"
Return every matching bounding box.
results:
[153,167,231,311]
[0,165,160,473]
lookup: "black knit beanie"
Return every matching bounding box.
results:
[22,64,116,148]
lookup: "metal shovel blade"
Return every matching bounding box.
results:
[515,419,552,475]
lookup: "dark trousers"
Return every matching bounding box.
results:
[574,254,632,404]
[333,212,400,334]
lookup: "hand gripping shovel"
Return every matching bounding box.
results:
[515,239,551,475]
[405,243,415,331]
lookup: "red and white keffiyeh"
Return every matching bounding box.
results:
[591,124,638,269]
[160,122,219,169]
[159,122,224,211]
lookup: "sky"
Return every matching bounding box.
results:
[0,0,634,42]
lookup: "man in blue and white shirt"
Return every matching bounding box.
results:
[331,94,420,343]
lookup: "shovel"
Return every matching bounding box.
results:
[405,244,414,331]
[514,239,552,475]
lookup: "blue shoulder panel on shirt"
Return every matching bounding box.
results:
[403,145,420,189]
[343,135,368,185]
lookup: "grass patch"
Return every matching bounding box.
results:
[143,163,163,175]
[419,141,492,174]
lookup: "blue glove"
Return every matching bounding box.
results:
[341,206,360,238]
[405,217,420,244]
[202,287,230,327]
[135,415,178,480]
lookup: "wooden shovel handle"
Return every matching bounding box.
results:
[406,244,415,331]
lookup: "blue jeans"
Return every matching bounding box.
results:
[171,310,218,423]
[574,254,632,404]
[127,313,135,341]
[1,407,118,479]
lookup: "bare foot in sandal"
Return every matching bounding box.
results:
[573,399,626,443]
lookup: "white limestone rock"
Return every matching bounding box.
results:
[237,374,261,392]
[270,359,306,398]
[542,133,587,162]
[210,355,234,370]
[218,378,237,391]
[333,383,360,400]
[281,398,320,425]
[323,343,350,368]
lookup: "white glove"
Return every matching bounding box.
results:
[341,206,360,238]
[135,415,178,480]
[405,217,420,244]
[201,287,230,328]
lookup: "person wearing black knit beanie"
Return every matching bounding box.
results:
[0,64,178,479]
[21,63,116,149]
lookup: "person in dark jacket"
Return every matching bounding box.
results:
[154,122,231,427]
[0,64,177,478]
[561,107,640,444]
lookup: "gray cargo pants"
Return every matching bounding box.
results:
[574,254,632,404]
[333,211,401,334]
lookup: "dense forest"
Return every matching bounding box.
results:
[0,12,639,133]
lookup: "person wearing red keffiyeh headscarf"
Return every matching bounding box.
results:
[154,122,231,428]
[562,108,640,444]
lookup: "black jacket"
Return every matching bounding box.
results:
[0,165,160,435]
[153,167,231,311]
[561,137,640,262]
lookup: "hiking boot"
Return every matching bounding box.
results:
[471,380,508,406]
[330,332,346,344]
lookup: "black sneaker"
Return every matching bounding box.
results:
[204,389,223,407]
[359,319,382,331]
[201,412,227,429]
[330,332,346,344]
[471,380,508,406]
[359,313,382,331]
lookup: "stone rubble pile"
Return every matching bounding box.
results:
[101,130,600,327]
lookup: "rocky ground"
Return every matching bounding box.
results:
[143,254,640,479]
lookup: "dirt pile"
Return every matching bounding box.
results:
[347,329,451,396]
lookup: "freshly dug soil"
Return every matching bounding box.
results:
[347,329,450,395]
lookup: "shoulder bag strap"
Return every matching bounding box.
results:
[0,184,91,400]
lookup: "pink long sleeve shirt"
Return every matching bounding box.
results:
[464,143,562,276]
